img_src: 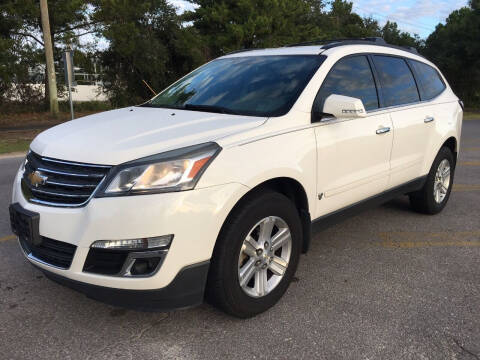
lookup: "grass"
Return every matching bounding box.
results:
[0,101,113,155]
[0,139,31,155]
[0,109,108,155]
[463,111,480,120]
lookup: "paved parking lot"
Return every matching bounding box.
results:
[1,119,479,360]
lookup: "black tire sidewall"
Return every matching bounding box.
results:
[423,147,455,213]
[214,191,302,317]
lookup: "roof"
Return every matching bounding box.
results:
[221,38,425,62]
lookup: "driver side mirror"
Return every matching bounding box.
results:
[312,94,367,122]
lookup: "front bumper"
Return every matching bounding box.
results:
[12,168,248,297]
[39,261,210,311]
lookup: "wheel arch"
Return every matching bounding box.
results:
[442,136,458,160]
[217,177,312,254]
[423,135,459,175]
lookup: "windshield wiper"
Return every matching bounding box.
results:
[183,104,239,115]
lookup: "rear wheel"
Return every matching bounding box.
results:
[206,191,302,318]
[409,146,455,214]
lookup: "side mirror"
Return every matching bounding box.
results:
[322,94,367,119]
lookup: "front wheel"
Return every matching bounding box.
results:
[409,146,455,214]
[206,191,302,318]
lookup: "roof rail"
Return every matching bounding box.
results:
[285,37,421,57]
[224,48,259,56]
[404,46,419,54]
[285,37,386,47]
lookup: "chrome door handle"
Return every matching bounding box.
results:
[376,127,391,135]
[424,116,435,123]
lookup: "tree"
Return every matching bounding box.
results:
[40,0,59,115]
[423,0,480,106]
[1,0,94,106]
[91,0,206,106]
[0,1,45,108]
[185,0,326,57]
[381,21,423,49]
[324,0,378,38]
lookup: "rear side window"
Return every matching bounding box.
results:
[373,56,419,107]
[314,55,379,112]
[409,60,446,100]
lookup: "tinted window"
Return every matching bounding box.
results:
[147,55,325,117]
[314,56,378,112]
[409,60,446,100]
[373,56,419,107]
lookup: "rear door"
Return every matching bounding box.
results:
[313,55,393,217]
[371,55,430,188]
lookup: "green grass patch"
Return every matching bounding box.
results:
[0,139,31,155]
[464,111,480,120]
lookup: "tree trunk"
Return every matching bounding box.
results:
[39,0,59,116]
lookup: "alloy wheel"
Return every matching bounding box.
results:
[433,159,451,204]
[237,216,292,298]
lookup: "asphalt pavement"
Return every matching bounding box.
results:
[0,119,479,360]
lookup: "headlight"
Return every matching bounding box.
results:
[97,142,221,196]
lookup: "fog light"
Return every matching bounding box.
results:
[91,235,173,250]
[131,257,162,275]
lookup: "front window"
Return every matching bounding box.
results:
[313,55,379,112]
[145,55,326,117]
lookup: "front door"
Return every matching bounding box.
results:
[314,113,393,216]
[312,55,393,217]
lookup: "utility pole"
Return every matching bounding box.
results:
[39,0,59,116]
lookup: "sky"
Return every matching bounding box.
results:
[168,0,469,38]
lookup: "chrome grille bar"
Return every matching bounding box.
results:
[36,167,105,178]
[22,152,112,207]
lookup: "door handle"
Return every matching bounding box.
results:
[424,116,435,123]
[376,127,391,135]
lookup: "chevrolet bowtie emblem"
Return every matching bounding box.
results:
[28,170,48,187]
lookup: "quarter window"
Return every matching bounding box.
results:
[314,55,379,112]
[409,60,446,100]
[373,56,420,107]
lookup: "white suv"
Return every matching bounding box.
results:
[10,38,462,317]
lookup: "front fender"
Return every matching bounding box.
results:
[198,127,317,216]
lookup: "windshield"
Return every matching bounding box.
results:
[145,55,326,117]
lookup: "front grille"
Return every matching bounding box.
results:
[21,151,111,207]
[20,236,77,269]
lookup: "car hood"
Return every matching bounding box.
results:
[31,107,267,165]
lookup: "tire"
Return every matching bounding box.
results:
[409,146,455,214]
[206,190,302,318]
